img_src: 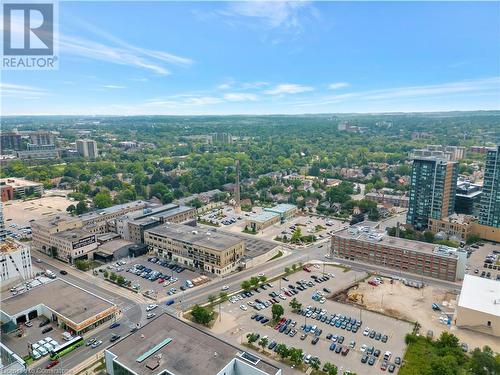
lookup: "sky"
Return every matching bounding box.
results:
[2,1,500,115]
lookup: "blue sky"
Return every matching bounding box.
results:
[2,1,500,115]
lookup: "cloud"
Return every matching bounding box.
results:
[217,1,316,32]
[145,95,223,107]
[0,83,47,99]
[265,83,314,95]
[296,77,500,107]
[328,82,350,90]
[102,85,126,89]
[224,93,259,102]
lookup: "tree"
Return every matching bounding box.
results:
[284,267,291,274]
[93,191,112,209]
[308,356,321,370]
[246,333,259,344]
[291,227,302,243]
[258,337,269,350]
[207,294,216,307]
[250,276,260,287]
[271,304,284,322]
[289,347,304,366]
[423,231,435,243]
[275,343,289,359]
[241,280,252,291]
[468,346,500,375]
[289,297,302,312]
[75,260,90,271]
[291,264,297,272]
[103,270,109,278]
[75,200,88,214]
[66,204,76,214]
[259,275,267,283]
[109,272,117,281]
[323,362,338,375]
[191,305,214,325]
[116,275,125,285]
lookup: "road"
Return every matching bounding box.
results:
[28,224,462,372]
[30,255,144,373]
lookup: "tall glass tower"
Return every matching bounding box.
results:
[479,146,500,228]
[406,157,459,230]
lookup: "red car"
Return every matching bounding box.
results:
[303,266,311,273]
[380,361,388,371]
[279,317,286,324]
[46,360,59,369]
[158,278,164,284]
[274,323,281,330]
[368,280,378,286]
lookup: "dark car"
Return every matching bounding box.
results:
[361,355,369,363]
[369,330,376,338]
[381,335,388,343]
[368,356,376,366]
[395,357,401,365]
[60,270,68,275]
[335,345,342,354]
[388,364,396,373]
[109,322,120,329]
[312,337,319,345]
[337,336,344,344]
[110,334,121,342]
[374,349,381,358]
[41,326,53,334]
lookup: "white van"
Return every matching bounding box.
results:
[37,346,48,356]
[62,331,72,341]
[32,350,41,360]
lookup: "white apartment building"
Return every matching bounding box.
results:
[0,239,33,283]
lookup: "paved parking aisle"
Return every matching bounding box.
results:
[214,268,411,374]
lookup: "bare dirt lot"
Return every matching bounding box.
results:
[351,278,499,352]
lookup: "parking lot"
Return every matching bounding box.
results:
[212,266,411,374]
[216,205,348,242]
[465,241,500,281]
[1,316,67,359]
[93,255,212,302]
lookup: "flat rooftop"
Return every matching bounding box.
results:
[106,314,280,375]
[334,222,460,258]
[248,211,279,223]
[154,205,195,220]
[220,231,278,259]
[458,275,500,316]
[98,239,134,254]
[264,203,297,214]
[146,223,244,251]
[53,228,95,241]
[0,239,27,255]
[1,279,115,324]
[79,200,147,221]
[0,178,42,188]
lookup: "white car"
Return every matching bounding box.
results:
[360,344,367,352]
[221,285,229,291]
[363,328,370,336]
[147,313,156,319]
[32,350,41,360]
[248,301,255,306]
[258,273,265,277]
[146,304,158,312]
[240,304,248,311]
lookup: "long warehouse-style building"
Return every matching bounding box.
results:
[144,223,245,276]
[331,222,467,282]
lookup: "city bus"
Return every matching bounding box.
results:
[49,336,84,360]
